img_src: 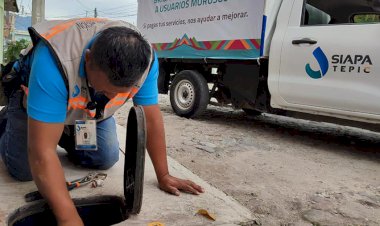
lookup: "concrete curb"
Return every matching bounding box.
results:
[0,124,255,226]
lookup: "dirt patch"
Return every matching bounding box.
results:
[116,95,380,225]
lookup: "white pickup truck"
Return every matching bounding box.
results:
[137,0,380,129]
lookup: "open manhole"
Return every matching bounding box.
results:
[7,106,146,226]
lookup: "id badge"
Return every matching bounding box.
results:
[75,120,97,151]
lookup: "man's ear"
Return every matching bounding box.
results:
[85,49,91,64]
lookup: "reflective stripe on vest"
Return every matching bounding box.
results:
[41,18,107,40]
[29,19,152,125]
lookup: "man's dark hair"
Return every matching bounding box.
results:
[90,26,151,87]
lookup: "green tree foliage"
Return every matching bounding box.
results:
[4,39,31,63]
[354,14,380,23]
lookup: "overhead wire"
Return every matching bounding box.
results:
[97,3,137,20]
[100,5,136,12]
[74,0,91,10]
[98,7,137,16]
[98,10,137,16]
[49,12,87,19]
[99,3,137,13]
[103,14,137,18]
[99,8,137,15]
[16,0,138,21]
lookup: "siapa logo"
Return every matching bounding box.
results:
[331,54,372,74]
[305,47,329,79]
[306,47,373,79]
[72,85,80,97]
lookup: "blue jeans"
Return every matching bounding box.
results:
[0,91,119,181]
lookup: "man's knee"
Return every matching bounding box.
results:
[9,169,33,182]
[74,142,120,170]
[0,121,30,181]
[95,154,119,170]
[1,151,33,181]
[95,143,120,169]
[93,131,120,169]
[1,149,32,181]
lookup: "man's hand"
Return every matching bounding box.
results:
[142,105,205,196]
[158,174,204,196]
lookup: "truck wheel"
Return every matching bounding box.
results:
[170,70,209,118]
[243,108,261,116]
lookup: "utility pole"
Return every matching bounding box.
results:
[32,0,45,25]
[94,8,97,18]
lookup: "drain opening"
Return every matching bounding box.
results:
[8,196,128,226]
[8,106,146,226]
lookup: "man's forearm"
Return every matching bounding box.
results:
[143,105,169,180]
[29,147,78,222]
[27,118,82,225]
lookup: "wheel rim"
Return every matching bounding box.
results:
[174,79,195,111]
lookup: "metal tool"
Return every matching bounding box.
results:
[24,172,107,202]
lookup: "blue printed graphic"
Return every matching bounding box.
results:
[306,47,329,79]
[72,85,80,97]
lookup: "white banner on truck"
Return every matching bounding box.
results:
[137,0,265,59]
[138,0,264,43]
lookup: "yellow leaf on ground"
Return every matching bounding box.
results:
[148,222,165,226]
[197,209,216,221]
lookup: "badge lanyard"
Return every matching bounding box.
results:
[75,80,98,151]
[75,119,98,151]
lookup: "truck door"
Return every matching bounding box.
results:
[277,0,380,118]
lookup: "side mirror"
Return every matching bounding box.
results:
[351,13,380,23]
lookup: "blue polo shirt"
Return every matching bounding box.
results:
[26,41,159,123]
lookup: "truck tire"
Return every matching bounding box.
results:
[170,70,209,118]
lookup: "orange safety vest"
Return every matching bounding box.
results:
[27,18,152,125]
